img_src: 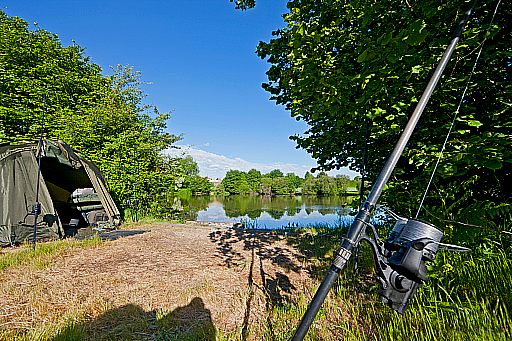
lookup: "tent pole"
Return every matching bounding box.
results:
[32,95,46,251]
[32,135,43,251]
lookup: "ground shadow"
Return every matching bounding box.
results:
[209,228,312,339]
[72,227,149,241]
[208,227,369,338]
[208,227,341,280]
[208,228,305,273]
[53,297,215,341]
[99,229,148,241]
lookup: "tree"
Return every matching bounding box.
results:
[315,172,338,196]
[221,170,251,195]
[285,172,302,193]
[246,169,262,193]
[302,176,317,195]
[260,176,273,196]
[272,177,290,195]
[257,0,511,222]
[222,170,242,194]
[229,0,255,10]
[187,175,213,195]
[0,11,187,217]
[268,169,284,178]
[178,156,200,177]
[335,175,351,193]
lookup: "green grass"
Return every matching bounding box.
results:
[2,220,510,340]
[0,235,103,272]
[258,222,512,340]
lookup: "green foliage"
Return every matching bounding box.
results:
[270,176,289,195]
[285,172,302,193]
[0,10,208,219]
[221,169,359,196]
[268,169,284,178]
[257,0,511,222]
[222,170,252,195]
[256,222,511,340]
[176,155,199,177]
[186,175,213,195]
[229,0,256,10]
[246,168,262,193]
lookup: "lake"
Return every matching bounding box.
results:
[180,195,357,229]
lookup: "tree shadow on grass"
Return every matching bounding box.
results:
[53,297,215,341]
[208,228,305,273]
[208,227,341,280]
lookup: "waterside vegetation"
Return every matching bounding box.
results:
[220,169,360,196]
[261,224,511,340]
[0,11,211,219]
[0,1,511,339]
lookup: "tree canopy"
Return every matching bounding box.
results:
[0,10,210,217]
[257,0,511,224]
[220,168,359,196]
[229,0,256,10]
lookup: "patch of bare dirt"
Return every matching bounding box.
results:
[0,222,317,339]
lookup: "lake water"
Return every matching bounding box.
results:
[181,195,357,229]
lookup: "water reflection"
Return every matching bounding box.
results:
[181,195,356,229]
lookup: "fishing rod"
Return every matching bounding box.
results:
[292,1,477,339]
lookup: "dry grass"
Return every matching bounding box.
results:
[0,222,324,340]
[2,222,508,340]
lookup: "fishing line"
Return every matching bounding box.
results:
[293,2,480,338]
[359,117,370,208]
[354,117,370,273]
[415,0,503,219]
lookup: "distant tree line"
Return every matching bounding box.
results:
[219,169,360,196]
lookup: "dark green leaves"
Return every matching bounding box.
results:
[0,10,198,218]
[229,0,256,10]
[258,0,511,223]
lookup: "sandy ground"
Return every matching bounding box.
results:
[0,222,318,339]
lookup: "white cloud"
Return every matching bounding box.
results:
[164,145,359,179]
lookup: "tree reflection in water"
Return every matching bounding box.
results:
[182,195,356,229]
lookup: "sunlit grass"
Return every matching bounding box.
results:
[0,235,103,272]
[259,222,512,340]
[1,220,510,340]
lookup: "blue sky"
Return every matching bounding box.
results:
[2,0,357,178]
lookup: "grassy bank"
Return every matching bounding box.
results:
[258,225,512,340]
[0,236,103,273]
[0,222,510,340]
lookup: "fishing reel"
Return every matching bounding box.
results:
[360,214,466,313]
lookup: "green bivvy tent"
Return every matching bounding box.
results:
[0,140,121,246]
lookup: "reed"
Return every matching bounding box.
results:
[261,222,512,340]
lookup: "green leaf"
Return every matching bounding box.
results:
[411,65,422,74]
[468,120,483,128]
[357,49,368,63]
[484,160,502,170]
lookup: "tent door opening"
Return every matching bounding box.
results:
[40,156,108,236]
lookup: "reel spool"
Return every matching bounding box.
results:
[386,219,443,282]
[375,217,448,313]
